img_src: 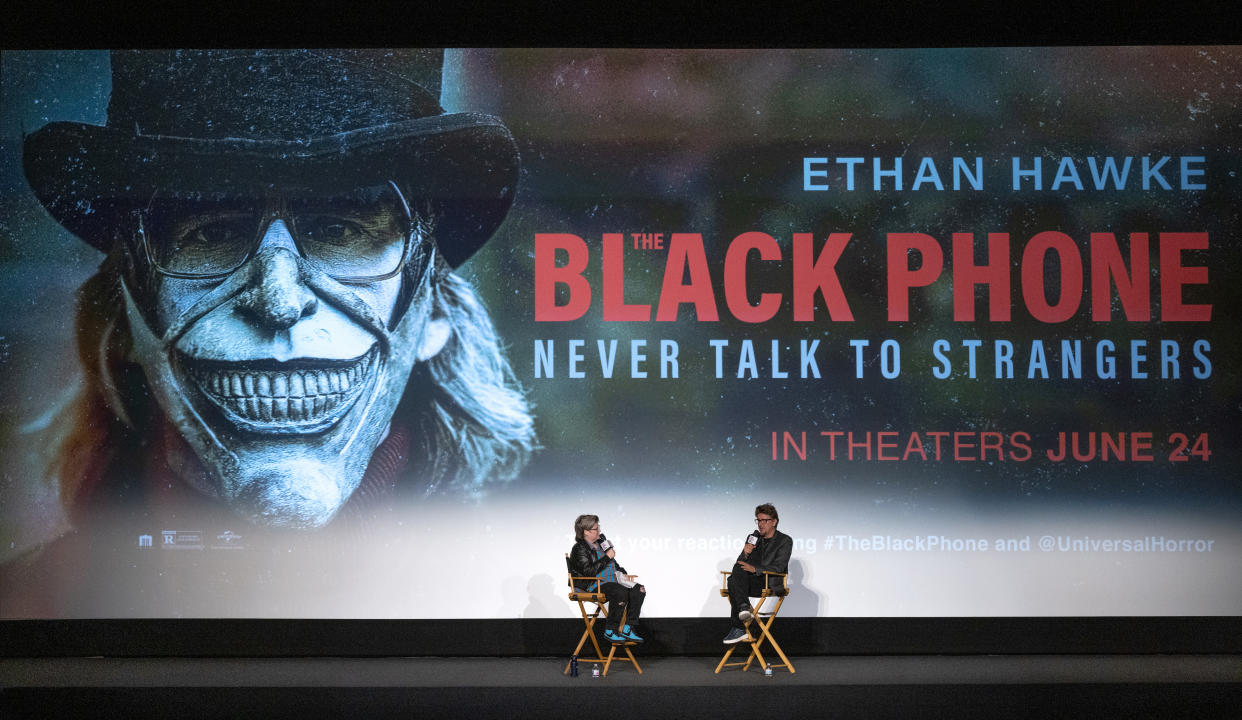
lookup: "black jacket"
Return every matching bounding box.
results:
[736,529,792,585]
[569,538,626,590]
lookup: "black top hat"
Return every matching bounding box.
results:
[22,49,519,268]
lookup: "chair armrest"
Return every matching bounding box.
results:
[569,574,602,591]
[761,571,788,592]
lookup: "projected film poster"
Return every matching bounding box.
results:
[0,48,1238,619]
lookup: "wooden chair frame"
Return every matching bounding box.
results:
[715,570,796,674]
[564,555,642,676]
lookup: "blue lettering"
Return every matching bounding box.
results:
[1051,157,1084,190]
[1087,156,1131,189]
[932,339,951,379]
[1192,339,1211,379]
[911,157,944,190]
[1061,339,1082,379]
[803,157,829,191]
[995,339,1014,379]
[873,157,902,190]
[1180,156,1206,190]
[1142,156,1172,190]
[1027,340,1049,379]
[953,156,984,190]
[1012,156,1042,190]
[837,157,864,190]
[1130,339,1148,379]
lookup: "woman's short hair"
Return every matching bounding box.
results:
[574,514,599,541]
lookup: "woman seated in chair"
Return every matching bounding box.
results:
[570,514,646,643]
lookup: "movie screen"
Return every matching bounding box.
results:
[1,48,1239,618]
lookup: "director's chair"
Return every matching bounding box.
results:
[563,555,642,676]
[715,569,795,674]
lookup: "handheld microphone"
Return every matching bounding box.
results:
[598,533,613,552]
[745,530,760,546]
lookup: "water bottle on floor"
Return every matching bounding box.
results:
[570,655,579,677]
[592,663,601,678]
[764,663,773,677]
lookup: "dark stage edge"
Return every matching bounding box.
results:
[3,655,1240,719]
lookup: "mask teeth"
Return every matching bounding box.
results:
[193,350,374,424]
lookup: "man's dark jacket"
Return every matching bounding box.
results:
[736,529,793,588]
[569,539,627,591]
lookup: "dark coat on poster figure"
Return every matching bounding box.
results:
[1,49,536,619]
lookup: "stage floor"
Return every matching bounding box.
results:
[3,655,1240,718]
[4,653,1240,686]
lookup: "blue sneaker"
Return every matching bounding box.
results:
[604,629,628,643]
[621,625,644,643]
[723,627,750,644]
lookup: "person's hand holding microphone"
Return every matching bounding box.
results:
[737,527,760,573]
[598,533,616,559]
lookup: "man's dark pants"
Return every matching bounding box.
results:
[602,582,645,631]
[727,565,772,630]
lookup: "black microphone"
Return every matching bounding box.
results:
[598,533,614,553]
[745,530,760,547]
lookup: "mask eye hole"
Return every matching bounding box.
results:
[140,198,260,278]
[137,182,426,284]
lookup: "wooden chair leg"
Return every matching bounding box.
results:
[624,646,643,674]
[740,597,767,671]
[746,599,795,674]
[742,639,768,672]
[714,643,741,673]
[599,604,642,676]
[759,615,796,673]
[717,594,795,674]
[602,639,642,676]
[603,644,617,675]
[564,600,609,674]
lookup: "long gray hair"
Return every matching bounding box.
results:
[409,265,538,495]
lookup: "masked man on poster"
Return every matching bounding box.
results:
[570,514,646,643]
[723,503,792,644]
[2,49,536,616]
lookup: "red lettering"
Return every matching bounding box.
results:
[952,232,1011,321]
[954,432,977,461]
[877,431,899,460]
[1090,232,1150,321]
[1021,231,1083,323]
[886,233,944,321]
[902,433,927,461]
[979,432,1004,461]
[724,232,782,323]
[792,233,854,321]
[1009,432,1032,461]
[602,233,650,321]
[1160,232,1211,321]
[534,233,591,321]
[655,233,719,321]
[821,431,843,460]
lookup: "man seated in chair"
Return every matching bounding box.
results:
[723,503,792,644]
[570,514,646,643]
